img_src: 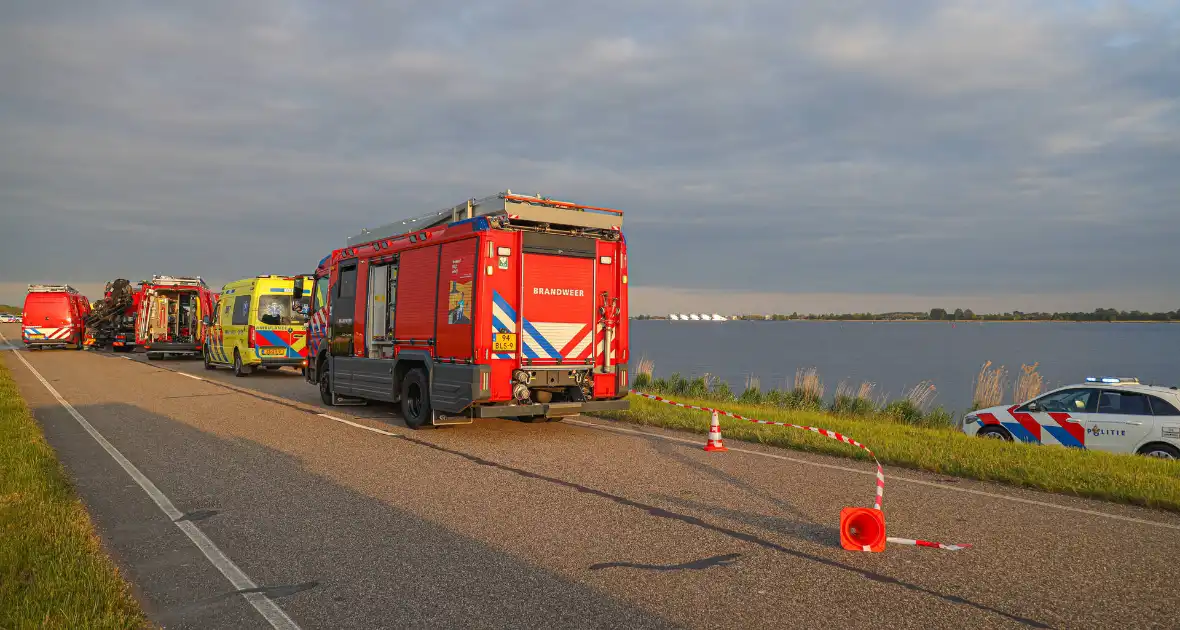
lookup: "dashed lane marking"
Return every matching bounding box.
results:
[318,413,400,437]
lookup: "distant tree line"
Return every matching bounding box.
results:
[634,308,1179,322]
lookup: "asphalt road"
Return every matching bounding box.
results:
[3,323,1179,629]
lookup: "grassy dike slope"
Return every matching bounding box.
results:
[0,360,146,628]
[601,394,1180,512]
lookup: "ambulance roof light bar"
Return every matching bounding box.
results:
[1084,376,1139,385]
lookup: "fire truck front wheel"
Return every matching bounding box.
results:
[318,360,334,406]
[400,367,433,430]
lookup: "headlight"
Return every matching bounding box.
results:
[962,414,980,428]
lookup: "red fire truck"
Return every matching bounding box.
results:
[305,191,631,428]
[135,275,216,360]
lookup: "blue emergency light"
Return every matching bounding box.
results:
[1084,376,1138,384]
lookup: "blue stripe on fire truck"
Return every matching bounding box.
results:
[490,290,570,361]
[491,291,517,359]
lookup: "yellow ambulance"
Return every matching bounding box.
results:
[203,275,313,376]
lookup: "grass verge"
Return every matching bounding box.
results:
[600,394,1180,513]
[0,359,146,628]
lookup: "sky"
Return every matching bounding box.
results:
[1,0,1178,314]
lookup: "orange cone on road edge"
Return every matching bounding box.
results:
[840,507,886,552]
[703,411,728,452]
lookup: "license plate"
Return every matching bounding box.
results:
[261,348,286,356]
[27,334,44,339]
[492,333,516,352]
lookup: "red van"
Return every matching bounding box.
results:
[22,284,91,350]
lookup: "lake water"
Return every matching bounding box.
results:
[629,321,1179,414]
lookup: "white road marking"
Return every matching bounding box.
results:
[566,418,1180,532]
[1,332,301,629]
[318,413,400,437]
[178,372,203,381]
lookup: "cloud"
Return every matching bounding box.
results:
[0,0,1177,310]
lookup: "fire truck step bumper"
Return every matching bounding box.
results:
[471,399,629,419]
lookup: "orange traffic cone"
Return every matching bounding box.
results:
[703,411,728,452]
[839,507,886,552]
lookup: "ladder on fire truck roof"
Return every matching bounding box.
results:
[149,275,207,287]
[346,190,625,247]
[27,284,79,294]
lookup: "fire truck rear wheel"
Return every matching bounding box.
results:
[401,367,432,430]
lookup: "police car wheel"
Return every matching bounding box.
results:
[977,426,1012,441]
[1138,444,1180,459]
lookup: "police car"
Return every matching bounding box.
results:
[961,377,1180,458]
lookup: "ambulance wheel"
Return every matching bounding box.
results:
[318,360,334,406]
[977,426,1012,441]
[232,350,252,377]
[1138,443,1180,459]
[203,347,216,370]
[401,368,432,430]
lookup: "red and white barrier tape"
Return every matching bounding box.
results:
[628,390,971,551]
[884,537,970,551]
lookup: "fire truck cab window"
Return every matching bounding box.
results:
[338,266,357,300]
[312,277,329,311]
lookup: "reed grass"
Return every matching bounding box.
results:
[972,361,1007,410]
[1014,362,1044,404]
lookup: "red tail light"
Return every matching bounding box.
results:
[248,325,256,347]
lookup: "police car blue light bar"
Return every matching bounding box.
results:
[1084,376,1139,384]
